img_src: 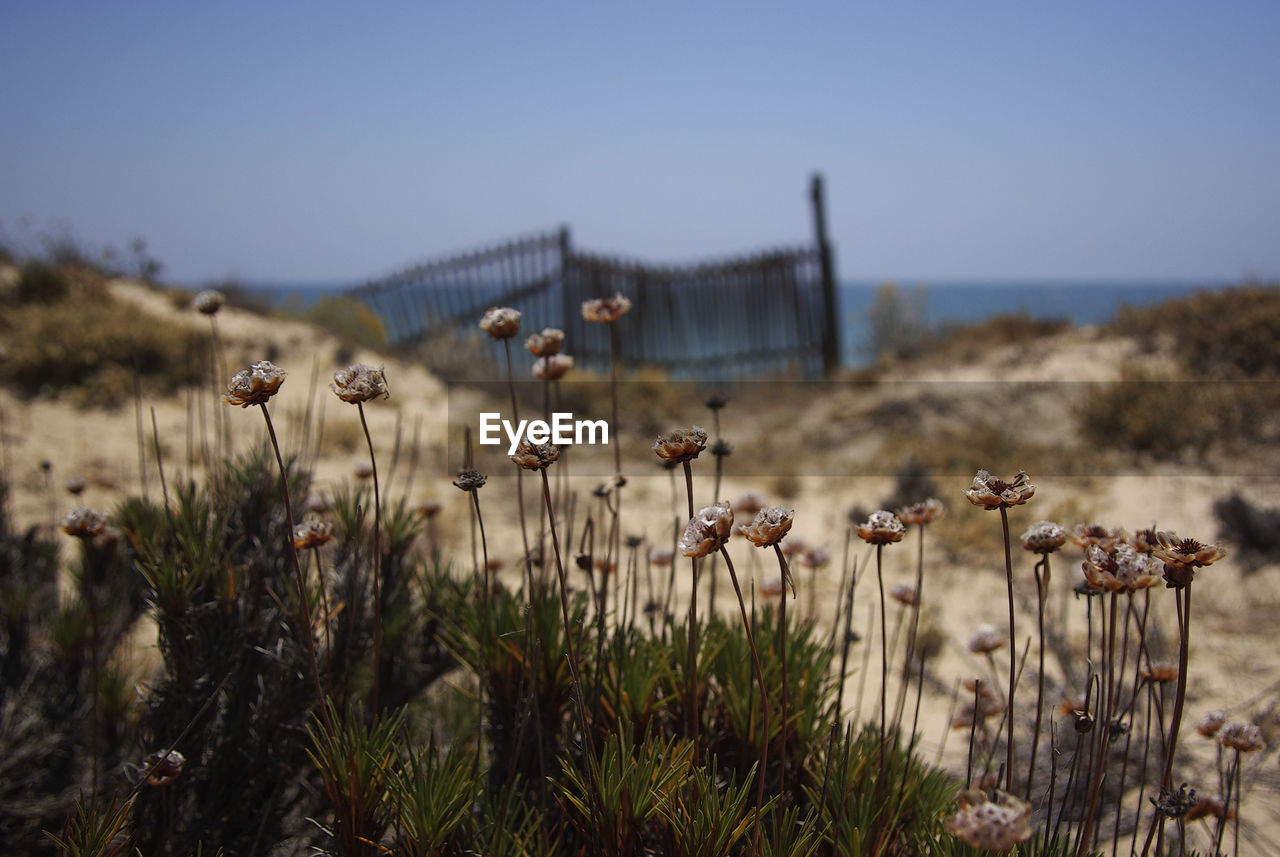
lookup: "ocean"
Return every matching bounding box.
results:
[237,278,1223,368]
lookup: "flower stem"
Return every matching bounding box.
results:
[999,505,1017,792]
[357,401,383,713]
[682,460,698,747]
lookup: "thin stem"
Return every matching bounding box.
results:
[999,505,1017,792]
[876,543,889,778]
[1028,555,1049,802]
[773,543,793,806]
[682,459,698,746]
[356,402,383,713]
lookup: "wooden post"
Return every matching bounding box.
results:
[810,173,840,376]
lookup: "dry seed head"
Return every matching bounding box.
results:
[416,501,441,518]
[1130,527,1159,554]
[802,545,830,569]
[856,510,906,545]
[510,440,560,471]
[525,327,565,357]
[223,361,286,407]
[293,520,334,550]
[1152,530,1226,571]
[653,426,708,464]
[649,547,673,566]
[964,469,1035,510]
[1139,661,1179,683]
[1021,520,1067,554]
[191,289,225,315]
[1186,795,1234,821]
[532,354,574,381]
[1080,543,1161,593]
[63,477,86,496]
[889,583,919,606]
[581,291,632,323]
[898,497,945,525]
[1150,783,1197,818]
[331,364,389,403]
[734,490,768,517]
[62,507,107,539]
[479,306,521,339]
[968,623,1006,654]
[452,468,485,494]
[1197,710,1226,738]
[1219,721,1266,752]
[143,749,186,786]
[353,461,374,480]
[946,789,1032,852]
[1071,523,1125,551]
[741,506,795,548]
[679,501,734,558]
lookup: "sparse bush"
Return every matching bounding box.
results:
[306,295,388,358]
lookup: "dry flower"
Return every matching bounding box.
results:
[293,521,334,550]
[801,545,830,569]
[581,292,632,323]
[734,490,768,517]
[649,547,673,566]
[1219,721,1266,752]
[62,507,106,539]
[1021,520,1067,554]
[968,624,1006,654]
[964,470,1035,510]
[898,497,945,525]
[1196,710,1226,738]
[1130,527,1159,554]
[143,749,186,786]
[946,789,1031,851]
[63,477,86,496]
[93,526,122,552]
[353,461,374,480]
[856,510,906,545]
[679,502,734,558]
[1150,783,1197,818]
[416,501,441,518]
[889,583,919,606]
[191,289,225,315]
[1080,543,1161,593]
[532,354,574,380]
[223,361,286,407]
[1070,523,1125,551]
[479,306,521,339]
[510,440,559,471]
[331,364,389,403]
[450,469,485,492]
[1139,662,1179,683]
[741,506,795,548]
[653,426,708,464]
[710,438,733,458]
[1186,795,1234,822]
[760,577,788,597]
[525,327,565,357]
[1152,531,1226,587]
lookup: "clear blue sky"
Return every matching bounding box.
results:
[2,2,1278,284]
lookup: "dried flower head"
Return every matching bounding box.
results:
[453,469,487,492]
[510,440,560,471]
[1130,527,1159,554]
[889,583,919,606]
[946,789,1032,851]
[479,306,521,339]
[710,438,733,458]
[679,502,734,558]
[1196,710,1227,738]
[1139,661,1179,684]
[968,624,1006,654]
[1152,531,1226,587]
[1150,783,1197,818]
[224,361,286,407]
[1186,795,1234,822]
[525,327,565,357]
[304,494,329,514]
[581,292,632,324]
[964,470,1035,510]
[898,497,945,525]
[856,510,906,545]
[63,477,86,496]
[143,749,187,786]
[734,490,768,517]
[293,520,334,550]
[1219,721,1266,752]
[353,461,374,480]
[416,501,441,519]
[1021,521,1067,554]
[532,354,574,381]
[653,426,708,464]
[62,507,107,539]
[93,526,122,552]
[741,506,795,548]
[191,289,225,315]
[331,364,389,403]
[1080,543,1161,593]
[801,545,830,569]
[1071,523,1125,552]
[760,577,788,597]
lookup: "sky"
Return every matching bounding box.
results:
[2,2,1278,285]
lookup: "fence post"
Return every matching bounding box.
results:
[810,173,840,376]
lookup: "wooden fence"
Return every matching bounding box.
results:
[348,177,840,378]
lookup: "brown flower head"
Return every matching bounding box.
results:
[64,477,86,496]
[532,354,574,381]
[648,547,673,566]
[510,440,560,471]
[453,469,487,492]
[1139,661,1179,684]
[62,507,107,539]
[653,426,708,464]
[1021,520,1068,554]
[581,292,632,324]
[856,510,906,545]
[191,289,225,315]
[1196,710,1227,738]
[293,520,334,550]
[968,623,1006,654]
[1150,783,1197,819]
[741,506,795,548]
[964,470,1035,510]
[946,789,1032,852]
[1219,721,1266,752]
[143,749,187,786]
[1080,544,1161,593]
[679,502,734,558]
[1152,532,1226,588]
[416,501,441,519]
[525,327,565,357]
[951,690,1006,730]
[331,364,389,403]
[353,461,374,480]
[734,490,768,517]
[224,361,286,407]
[898,497,945,526]
[1071,523,1125,552]
[802,545,830,569]
[1186,795,1234,822]
[479,306,521,340]
[889,583,919,606]
[1130,527,1159,554]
